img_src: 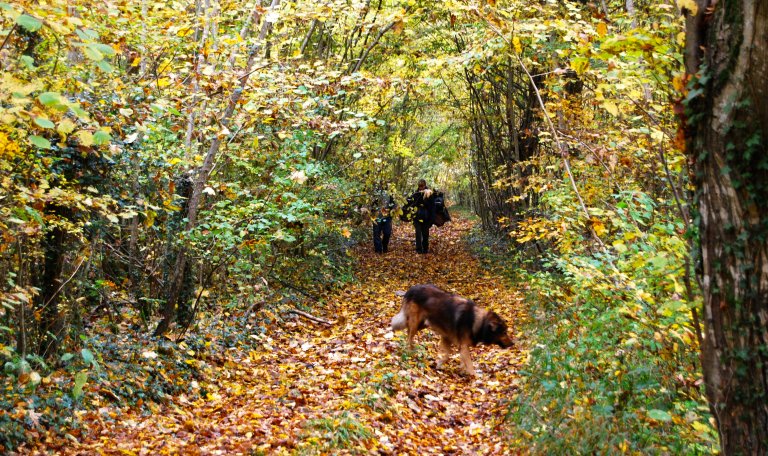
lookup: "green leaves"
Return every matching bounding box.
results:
[72,371,88,399]
[93,130,111,145]
[28,135,51,149]
[16,14,42,32]
[34,117,55,129]
[38,92,63,108]
[647,409,672,422]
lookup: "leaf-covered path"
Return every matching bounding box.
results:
[58,217,526,455]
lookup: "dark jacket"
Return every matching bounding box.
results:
[404,189,436,226]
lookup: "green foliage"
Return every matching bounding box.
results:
[0,340,105,451]
[482,186,719,452]
[506,263,717,453]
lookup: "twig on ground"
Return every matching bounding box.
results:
[285,309,335,326]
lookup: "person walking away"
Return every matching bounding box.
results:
[371,185,396,253]
[406,179,436,254]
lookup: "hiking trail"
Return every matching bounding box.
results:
[48,216,527,455]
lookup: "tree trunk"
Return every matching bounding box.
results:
[37,218,68,358]
[684,1,768,453]
[155,0,281,336]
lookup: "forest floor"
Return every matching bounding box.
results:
[31,216,528,455]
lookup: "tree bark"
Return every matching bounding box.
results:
[684,1,768,453]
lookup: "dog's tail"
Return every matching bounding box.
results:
[390,309,407,331]
[390,295,408,331]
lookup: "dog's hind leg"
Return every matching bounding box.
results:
[406,316,422,350]
[436,337,451,369]
[405,304,424,350]
[459,343,475,376]
[406,323,417,350]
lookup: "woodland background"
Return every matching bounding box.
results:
[0,0,741,453]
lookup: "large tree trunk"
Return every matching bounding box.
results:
[684,1,768,453]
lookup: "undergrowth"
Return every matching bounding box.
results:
[466,217,720,454]
[0,247,357,453]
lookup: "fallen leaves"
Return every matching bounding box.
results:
[30,216,527,455]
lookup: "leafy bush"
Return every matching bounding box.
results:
[471,190,719,454]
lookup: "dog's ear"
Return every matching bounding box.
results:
[487,312,505,332]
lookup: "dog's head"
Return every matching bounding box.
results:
[481,311,513,348]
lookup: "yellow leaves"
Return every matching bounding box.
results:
[392,19,404,34]
[176,27,194,37]
[569,57,590,75]
[596,22,608,37]
[74,130,94,146]
[163,199,182,211]
[0,131,20,159]
[602,100,619,117]
[590,217,607,237]
[672,74,687,93]
[513,217,562,243]
[56,118,76,136]
[676,31,686,47]
[676,0,698,15]
[512,36,522,54]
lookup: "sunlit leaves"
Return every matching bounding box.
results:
[56,118,76,135]
[676,0,699,15]
[74,130,94,146]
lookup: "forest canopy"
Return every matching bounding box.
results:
[2,0,764,453]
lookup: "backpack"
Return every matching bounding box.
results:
[434,193,444,212]
[432,191,451,227]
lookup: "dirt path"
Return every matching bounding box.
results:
[52,217,526,455]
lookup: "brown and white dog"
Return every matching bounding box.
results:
[390,284,513,376]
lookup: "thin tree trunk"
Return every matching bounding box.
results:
[15,239,27,358]
[130,0,148,267]
[38,217,68,357]
[684,0,768,453]
[184,0,212,154]
[155,0,282,336]
[300,19,318,55]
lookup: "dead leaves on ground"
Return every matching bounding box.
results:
[34,217,526,455]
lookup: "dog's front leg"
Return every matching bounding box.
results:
[436,337,451,369]
[459,343,475,376]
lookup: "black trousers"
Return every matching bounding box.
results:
[373,219,392,253]
[414,221,430,253]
